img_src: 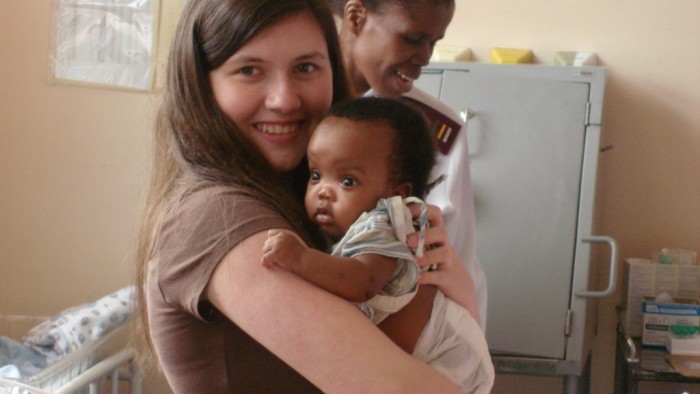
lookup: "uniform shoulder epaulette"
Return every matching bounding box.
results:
[403,97,461,155]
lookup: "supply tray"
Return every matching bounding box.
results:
[0,315,128,393]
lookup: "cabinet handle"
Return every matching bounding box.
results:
[624,335,639,364]
[460,108,474,122]
[462,108,482,157]
[575,236,618,298]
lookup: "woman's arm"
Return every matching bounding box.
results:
[261,229,397,302]
[207,230,461,393]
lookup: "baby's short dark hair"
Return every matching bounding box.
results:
[327,96,437,198]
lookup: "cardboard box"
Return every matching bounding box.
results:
[642,297,700,347]
[623,258,700,337]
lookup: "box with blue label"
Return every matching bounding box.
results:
[623,258,700,337]
[642,297,700,347]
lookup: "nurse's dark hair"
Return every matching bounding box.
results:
[327,97,436,198]
[328,0,454,16]
[136,0,350,364]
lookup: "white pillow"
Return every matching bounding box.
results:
[23,286,135,364]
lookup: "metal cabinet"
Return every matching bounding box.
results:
[415,63,617,391]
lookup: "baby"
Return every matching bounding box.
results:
[262,96,494,393]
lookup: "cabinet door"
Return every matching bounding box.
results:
[423,70,590,358]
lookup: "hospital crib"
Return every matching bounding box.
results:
[0,315,142,394]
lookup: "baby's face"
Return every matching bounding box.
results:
[305,117,397,239]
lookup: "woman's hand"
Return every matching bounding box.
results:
[406,203,480,326]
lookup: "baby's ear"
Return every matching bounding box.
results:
[393,182,413,199]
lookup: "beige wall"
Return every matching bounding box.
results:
[1,1,698,393]
[0,1,178,392]
[1,4,150,314]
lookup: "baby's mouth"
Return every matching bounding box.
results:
[314,206,333,225]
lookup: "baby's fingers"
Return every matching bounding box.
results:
[266,229,283,239]
[260,252,275,269]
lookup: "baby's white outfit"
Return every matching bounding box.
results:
[413,291,495,393]
[331,196,494,393]
[332,196,427,324]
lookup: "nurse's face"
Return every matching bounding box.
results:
[348,1,454,97]
[209,12,334,173]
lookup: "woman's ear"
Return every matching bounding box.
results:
[393,182,413,199]
[344,0,367,34]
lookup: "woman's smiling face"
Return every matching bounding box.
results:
[209,12,334,173]
[349,1,454,97]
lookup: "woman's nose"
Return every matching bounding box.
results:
[265,75,302,112]
[411,43,433,67]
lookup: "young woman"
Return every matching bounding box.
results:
[136,0,464,392]
[330,0,489,328]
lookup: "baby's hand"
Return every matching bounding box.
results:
[261,229,307,271]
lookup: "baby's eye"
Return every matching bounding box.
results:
[310,170,321,182]
[340,177,357,187]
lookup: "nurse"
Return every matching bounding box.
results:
[330,0,488,329]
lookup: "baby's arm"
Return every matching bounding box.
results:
[262,229,397,302]
[209,230,461,393]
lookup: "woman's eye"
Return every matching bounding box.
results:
[296,63,317,74]
[402,35,421,45]
[310,170,320,181]
[341,177,356,187]
[238,66,258,76]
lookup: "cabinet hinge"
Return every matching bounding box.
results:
[565,310,573,337]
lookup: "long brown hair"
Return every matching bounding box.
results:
[135,0,351,365]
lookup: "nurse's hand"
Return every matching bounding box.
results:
[406,203,480,325]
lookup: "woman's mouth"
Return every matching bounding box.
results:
[395,70,416,83]
[255,122,299,135]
